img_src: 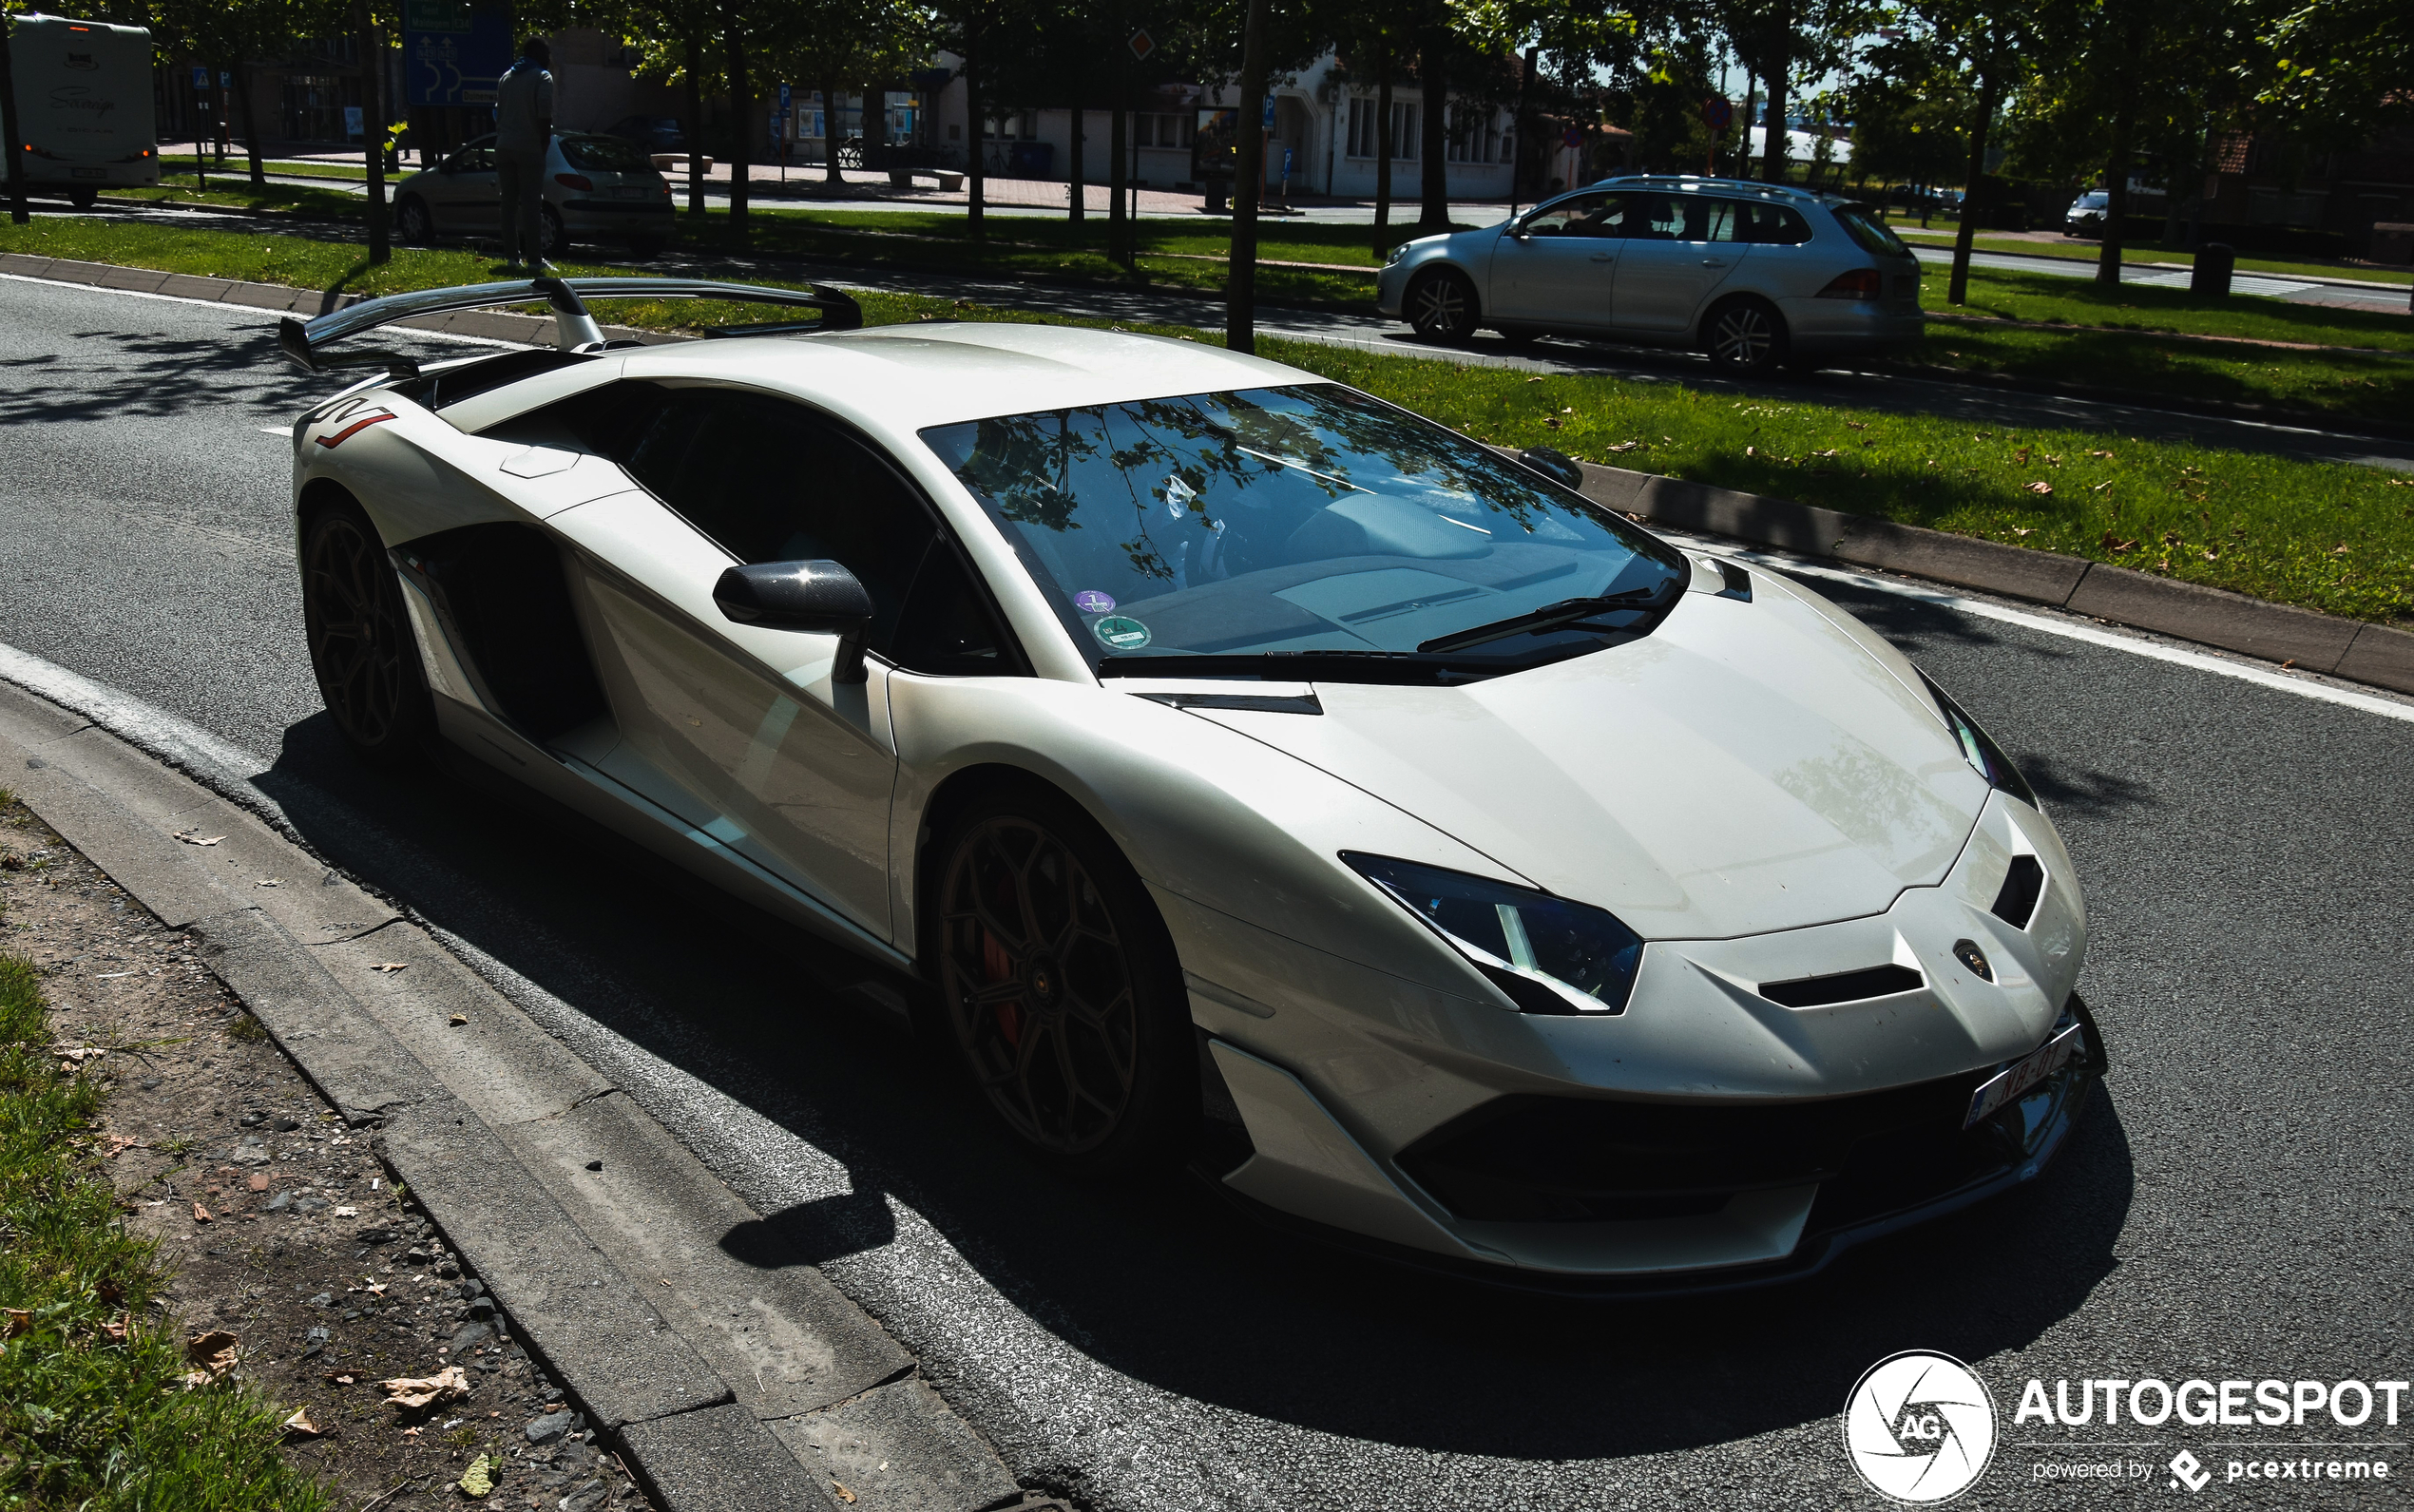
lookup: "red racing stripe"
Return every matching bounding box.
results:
[315,411,397,449]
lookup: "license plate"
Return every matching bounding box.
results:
[72,167,107,180]
[1964,1023,2083,1129]
[604,185,648,200]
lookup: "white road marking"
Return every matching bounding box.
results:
[258,426,287,434]
[0,271,527,352]
[6,270,2408,723]
[1721,547,2414,725]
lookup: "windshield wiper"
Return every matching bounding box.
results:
[1416,584,1676,654]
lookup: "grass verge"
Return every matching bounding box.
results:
[0,795,330,1509]
[6,215,2408,622]
[1891,227,2414,288]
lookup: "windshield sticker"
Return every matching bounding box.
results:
[1073,589,1117,615]
[1092,616,1153,651]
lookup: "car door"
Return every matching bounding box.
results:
[550,385,951,939]
[1608,192,1748,334]
[1486,191,1626,329]
[430,139,499,233]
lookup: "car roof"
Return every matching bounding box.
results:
[613,320,1321,432]
[1589,175,1850,207]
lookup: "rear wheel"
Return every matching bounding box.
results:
[932,784,1195,1176]
[540,204,569,261]
[1406,269,1480,344]
[1703,296,1788,375]
[301,500,432,765]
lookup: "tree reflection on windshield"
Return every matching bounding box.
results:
[922,384,1687,676]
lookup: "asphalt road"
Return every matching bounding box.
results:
[34,201,2414,474]
[3,275,2409,1510]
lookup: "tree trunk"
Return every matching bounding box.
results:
[211,63,229,167]
[684,37,707,215]
[357,10,388,263]
[964,53,983,236]
[2096,109,2132,286]
[1226,0,1269,353]
[1508,44,1535,214]
[1067,96,1083,222]
[1737,71,1756,178]
[0,17,29,223]
[821,80,844,184]
[1372,50,1391,251]
[864,79,887,167]
[1757,5,1791,185]
[239,66,266,186]
[1416,41,1448,232]
[1108,103,1127,263]
[1947,71,1999,305]
[725,28,750,229]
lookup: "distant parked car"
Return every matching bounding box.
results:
[1378,175,1924,374]
[392,132,675,260]
[606,116,688,154]
[2064,190,2111,237]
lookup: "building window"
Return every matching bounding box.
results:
[1344,97,1417,161]
[983,111,1036,141]
[1136,113,1193,149]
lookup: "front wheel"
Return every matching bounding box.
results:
[1702,297,1789,375]
[301,499,432,765]
[396,196,433,245]
[932,784,1196,1176]
[1406,269,1480,344]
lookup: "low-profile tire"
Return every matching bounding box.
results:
[1702,296,1789,375]
[929,781,1197,1177]
[396,196,434,245]
[541,203,570,261]
[1405,268,1481,344]
[301,499,433,766]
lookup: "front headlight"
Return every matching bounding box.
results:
[1919,671,2038,808]
[1342,853,1643,1014]
[1383,240,1408,267]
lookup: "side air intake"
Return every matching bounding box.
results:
[1758,964,1924,1008]
[1990,855,2045,929]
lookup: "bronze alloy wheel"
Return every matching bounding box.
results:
[1706,298,1785,373]
[939,814,1141,1156]
[302,506,428,759]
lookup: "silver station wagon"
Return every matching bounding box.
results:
[1378,176,1925,374]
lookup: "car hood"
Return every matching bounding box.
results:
[1190,576,1992,940]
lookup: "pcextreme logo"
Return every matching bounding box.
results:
[1844,1351,1999,1503]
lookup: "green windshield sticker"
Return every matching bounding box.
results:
[1092,615,1153,651]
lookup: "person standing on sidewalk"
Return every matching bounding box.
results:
[493,38,555,273]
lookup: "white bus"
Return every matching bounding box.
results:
[7,13,159,205]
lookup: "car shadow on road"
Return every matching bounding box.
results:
[247,705,2139,1466]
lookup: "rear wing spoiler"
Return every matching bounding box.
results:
[276,277,863,378]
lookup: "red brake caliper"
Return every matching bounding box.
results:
[982,930,1021,1047]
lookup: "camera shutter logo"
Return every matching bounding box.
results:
[1843,1350,1998,1503]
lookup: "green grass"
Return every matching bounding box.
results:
[0,856,330,1508]
[1924,265,2414,351]
[101,182,367,220]
[1892,226,2414,287]
[159,154,369,182]
[6,214,2408,622]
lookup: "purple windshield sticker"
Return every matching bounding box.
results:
[1073,590,1117,615]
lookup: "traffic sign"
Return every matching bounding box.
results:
[1561,124,1584,149]
[1702,96,1734,132]
[1128,29,1154,62]
[1264,95,1277,129]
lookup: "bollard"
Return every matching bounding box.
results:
[2191,242,2234,298]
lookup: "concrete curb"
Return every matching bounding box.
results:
[0,677,1033,1512]
[1566,462,2414,697]
[10,249,2404,695]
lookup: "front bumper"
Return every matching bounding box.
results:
[1172,788,2092,1279]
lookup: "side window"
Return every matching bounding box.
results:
[623,390,940,653]
[448,144,494,173]
[1731,202,1813,244]
[890,545,1016,676]
[1521,192,1610,237]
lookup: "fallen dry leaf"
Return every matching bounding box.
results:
[832,1482,857,1505]
[192,1202,213,1223]
[185,1330,240,1380]
[448,1014,469,1026]
[175,832,227,847]
[2025,482,2054,495]
[101,1314,128,1342]
[2089,449,2115,458]
[3,1309,30,1339]
[369,963,408,974]
[1844,420,1868,431]
[379,1366,470,1411]
[255,878,280,888]
[281,1405,323,1438]
[1603,440,1640,453]
[101,1134,145,1158]
[334,1205,358,1217]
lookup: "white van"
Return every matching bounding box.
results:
[8,13,159,205]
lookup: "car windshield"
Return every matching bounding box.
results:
[560,134,654,173]
[2075,192,2109,208]
[1830,203,1909,258]
[921,384,1691,681]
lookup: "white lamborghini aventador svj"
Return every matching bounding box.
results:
[277,278,2100,1289]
